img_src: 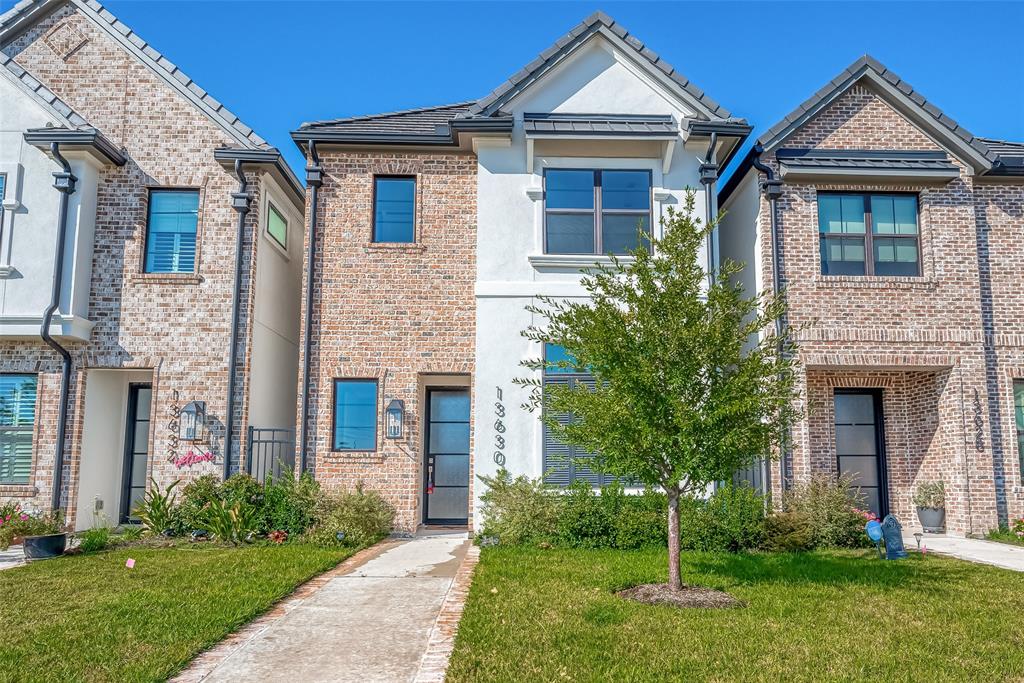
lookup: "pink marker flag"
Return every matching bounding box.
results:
[126,558,136,569]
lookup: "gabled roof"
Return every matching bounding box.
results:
[0,50,88,128]
[0,0,268,150]
[466,11,731,121]
[299,102,475,135]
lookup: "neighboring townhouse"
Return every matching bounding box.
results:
[292,12,748,531]
[719,56,1024,535]
[0,0,304,529]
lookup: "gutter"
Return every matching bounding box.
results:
[749,144,788,493]
[298,141,322,474]
[224,159,252,479]
[41,142,77,511]
[699,132,719,287]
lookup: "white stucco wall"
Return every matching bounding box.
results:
[246,173,304,433]
[471,34,717,526]
[718,170,762,299]
[0,73,99,341]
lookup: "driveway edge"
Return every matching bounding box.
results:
[413,543,480,682]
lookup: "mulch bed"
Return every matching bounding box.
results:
[617,583,743,609]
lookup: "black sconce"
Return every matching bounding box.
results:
[385,399,404,439]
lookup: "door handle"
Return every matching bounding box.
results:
[426,458,435,494]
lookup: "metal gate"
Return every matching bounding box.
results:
[246,427,296,483]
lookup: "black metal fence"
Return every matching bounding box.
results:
[246,427,296,483]
[733,458,768,495]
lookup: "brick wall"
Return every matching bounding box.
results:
[0,5,266,522]
[300,151,477,532]
[757,83,1024,534]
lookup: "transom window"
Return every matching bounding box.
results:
[0,374,37,485]
[1015,380,1024,482]
[267,202,287,249]
[144,189,199,273]
[332,379,378,451]
[544,169,651,255]
[818,192,920,277]
[373,176,416,243]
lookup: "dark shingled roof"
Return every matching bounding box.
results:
[300,102,475,134]
[522,113,678,137]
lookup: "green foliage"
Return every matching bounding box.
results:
[305,484,395,547]
[557,481,615,548]
[477,469,560,546]
[77,526,111,553]
[0,504,65,550]
[784,475,871,549]
[611,488,667,549]
[173,474,220,535]
[133,478,179,535]
[201,498,259,545]
[761,512,814,552]
[912,481,945,509]
[260,471,321,536]
[690,484,765,552]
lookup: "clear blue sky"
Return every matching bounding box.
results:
[5,1,1022,180]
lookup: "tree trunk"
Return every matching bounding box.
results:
[667,486,682,591]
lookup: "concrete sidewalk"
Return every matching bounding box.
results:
[904,534,1024,572]
[0,545,24,571]
[178,531,473,683]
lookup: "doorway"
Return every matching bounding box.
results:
[423,388,470,525]
[120,384,152,523]
[833,389,888,518]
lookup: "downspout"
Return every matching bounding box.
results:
[750,144,788,492]
[699,133,719,287]
[298,141,322,474]
[42,143,77,511]
[224,158,252,479]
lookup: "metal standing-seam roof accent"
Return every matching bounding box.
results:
[522,113,678,137]
[466,10,732,121]
[299,102,476,135]
[775,148,959,171]
[0,51,90,128]
[1,0,269,150]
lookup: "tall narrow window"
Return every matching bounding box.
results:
[332,380,378,451]
[818,192,920,276]
[267,202,288,249]
[373,176,415,243]
[1015,380,1024,482]
[0,374,37,485]
[144,189,199,273]
[544,170,651,255]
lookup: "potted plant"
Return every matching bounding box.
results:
[0,507,68,560]
[913,481,945,533]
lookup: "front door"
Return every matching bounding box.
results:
[423,389,470,525]
[834,389,888,518]
[120,384,152,523]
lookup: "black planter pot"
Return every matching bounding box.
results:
[916,507,945,533]
[22,532,67,560]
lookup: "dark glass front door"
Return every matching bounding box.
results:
[120,384,152,523]
[423,389,470,524]
[834,390,888,518]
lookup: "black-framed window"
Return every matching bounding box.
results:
[144,189,199,273]
[544,169,651,255]
[818,192,920,276]
[267,202,288,249]
[0,374,37,485]
[332,379,378,451]
[1014,380,1024,482]
[373,176,416,243]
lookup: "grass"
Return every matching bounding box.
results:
[986,528,1024,547]
[448,547,1024,682]
[0,542,354,682]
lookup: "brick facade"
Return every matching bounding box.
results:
[299,152,477,532]
[0,4,275,524]
[757,85,1024,534]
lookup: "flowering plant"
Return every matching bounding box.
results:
[0,505,65,550]
[1012,517,1024,539]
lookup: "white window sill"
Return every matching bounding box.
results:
[528,254,635,270]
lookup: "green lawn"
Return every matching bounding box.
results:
[448,547,1024,682]
[0,543,353,682]
[986,529,1024,547]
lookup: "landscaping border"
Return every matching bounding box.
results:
[414,543,481,682]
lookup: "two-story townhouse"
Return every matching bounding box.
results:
[719,56,1024,535]
[292,12,749,531]
[0,0,305,529]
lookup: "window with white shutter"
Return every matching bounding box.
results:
[144,190,199,273]
[0,375,36,484]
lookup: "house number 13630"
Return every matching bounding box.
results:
[493,386,507,467]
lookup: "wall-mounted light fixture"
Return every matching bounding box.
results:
[179,401,207,442]
[385,399,404,439]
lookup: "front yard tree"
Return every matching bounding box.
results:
[518,191,800,591]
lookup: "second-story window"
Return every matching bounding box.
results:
[544,169,651,255]
[373,176,416,243]
[818,192,920,277]
[267,202,288,250]
[144,189,199,273]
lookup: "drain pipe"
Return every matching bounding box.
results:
[298,141,322,474]
[42,143,77,511]
[224,158,252,479]
[699,133,719,287]
[750,145,788,492]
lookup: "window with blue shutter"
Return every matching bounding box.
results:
[0,375,37,485]
[144,190,199,273]
[541,344,609,487]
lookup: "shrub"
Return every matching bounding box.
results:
[477,469,560,546]
[691,483,765,552]
[173,474,220,535]
[260,471,321,536]
[784,475,871,549]
[202,498,259,545]
[558,480,618,548]
[912,481,945,509]
[761,512,814,552]
[305,484,394,547]
[612,489,667,549]
[77,525,111,553]
[133,478,179,535]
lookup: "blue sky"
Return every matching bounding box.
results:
[5,1,1022,179]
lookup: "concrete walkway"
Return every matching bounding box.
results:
[0,545,24,571]
[904,534,1024,572]
[182,531,472,683]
